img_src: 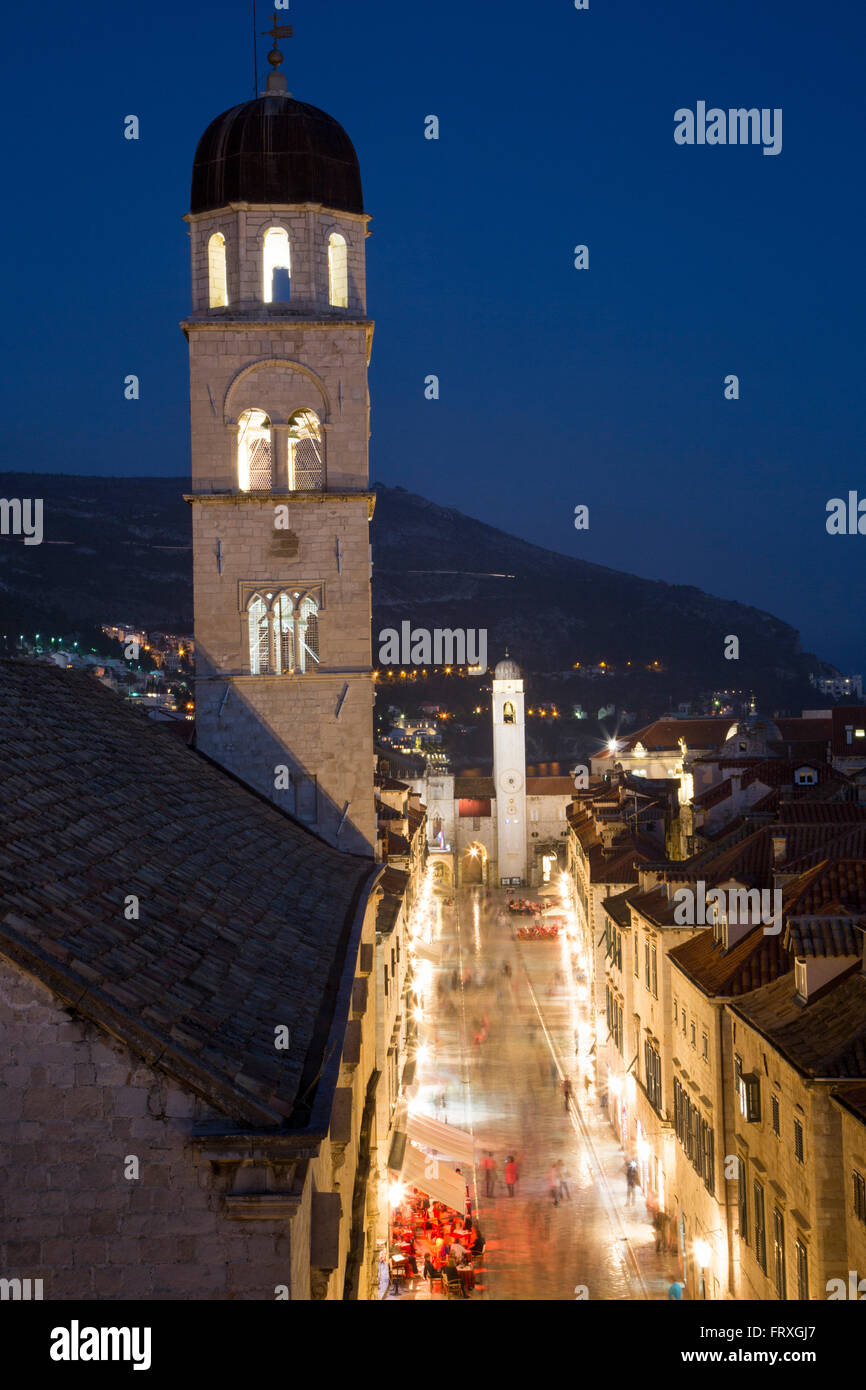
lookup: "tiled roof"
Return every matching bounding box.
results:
[0,660,377,1127]
[601,886,637,930]
[605,719,728,755]
[376,893,402,935]
[785,916,862,958]
[729,971,866,1078]
[386,831,411,856]
[375,775,411,792]
[772,802,866,824]
[784,860,866,916]
[376,801,402,822]
[693,779,733,810]
[526,777,573,795]
[380,866,409,896]
[832,1083,866,1127]
[774,717,833,743]
[454,776,495,799]
[668,922,792,997]
[587,835,661,885]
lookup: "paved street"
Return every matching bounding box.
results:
[399,883,670,1301]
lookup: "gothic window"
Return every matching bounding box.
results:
[299,594,320,670]
[328,232,349,307]
[248,596,271,675]
[288,409,324,489]
[248,591,321,676]
[275,593,295,674]
[263,226,291,303]
[503,701,515,724]
[237,409,272,491]
[208,232,228,307]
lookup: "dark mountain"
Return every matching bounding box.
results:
[0,473,832,705]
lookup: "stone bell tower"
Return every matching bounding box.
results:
[182,36,375,855]
[492,654,527,884]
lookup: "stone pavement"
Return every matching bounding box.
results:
[386,884,671,1302]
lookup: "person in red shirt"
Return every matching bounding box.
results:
[504,1156,517,1197]
[483,1151,497,1197]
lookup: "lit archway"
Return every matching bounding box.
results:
[461,842,487,886]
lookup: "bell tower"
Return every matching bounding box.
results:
[492,655,527,884]
[182,37,375,855]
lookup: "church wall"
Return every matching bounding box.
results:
[187,324,370,495]
[0,911,379,1303]
[191,492,375,853]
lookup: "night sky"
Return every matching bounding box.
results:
[4,0,865,668]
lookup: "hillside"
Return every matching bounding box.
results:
[0,473,831,706]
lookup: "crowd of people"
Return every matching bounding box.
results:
[381,1189,486,1299]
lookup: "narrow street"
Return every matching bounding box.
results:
[403,883,668,1301]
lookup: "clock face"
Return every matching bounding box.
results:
[500,769,523,793]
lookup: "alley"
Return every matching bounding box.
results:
[404,882,669,1301]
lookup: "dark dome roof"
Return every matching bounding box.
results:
[190,94,363,215]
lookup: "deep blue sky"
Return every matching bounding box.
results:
[3,1,864,668]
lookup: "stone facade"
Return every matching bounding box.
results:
[0,933,380,1302]
[183,200,376,855]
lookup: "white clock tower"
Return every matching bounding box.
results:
[492,654,527,885]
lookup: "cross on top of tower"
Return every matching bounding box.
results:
[262,16,292,63]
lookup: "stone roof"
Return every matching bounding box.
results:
[729,971,866,1078]
[0,660,377,1128]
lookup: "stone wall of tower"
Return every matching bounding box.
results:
[186,322,371,494]
[190,492,375,856]
[184,195,375,856]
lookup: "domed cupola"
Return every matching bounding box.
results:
[190,31,363,215]
[494,653,522,681]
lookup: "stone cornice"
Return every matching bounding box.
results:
[184,490,376,520]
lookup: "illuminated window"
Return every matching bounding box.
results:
[249,592,320,675]
[248,596,271,675]
[208,232,228,307]
[328,232,348,307]
[275,594,294,674]
[299,594,320,669]
[263,226,291,303]
[288,409,324,489]
[237,409,272,491]
[503,701,515,724]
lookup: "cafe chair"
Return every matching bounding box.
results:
[442,1272,464,1300]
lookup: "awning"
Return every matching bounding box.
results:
[401,1142,468,1211]
[406,1111,475,1166]
[410,938,440,964]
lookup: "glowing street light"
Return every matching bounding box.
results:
[693,1238,711,1269]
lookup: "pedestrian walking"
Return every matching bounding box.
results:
[504,1155,517,1197]
[483,1151,497,1197]
[547,1164,560,1207]
[557,1159,571,1201]
[625,1157,639,1207]
[562,1076,573,1112]
[667,1276,685,1300]
[653,1208,665,1252]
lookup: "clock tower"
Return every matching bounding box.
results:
[492,655,527,885]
